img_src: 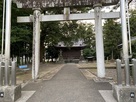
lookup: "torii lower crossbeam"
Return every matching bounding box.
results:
[17,12,120,22]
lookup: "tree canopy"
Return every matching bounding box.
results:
[130,10,136,58]
[103,19,122,59]
[0,2,94,63]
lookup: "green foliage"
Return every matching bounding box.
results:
[132,41,136,58]
[80,23,95,47]
[130,10,136,58]
[0,1,4,52]
[46,46,59,61]
[41,21,61,46]
[0,2,32,61]
[83,48,91,58]
[59,21,78,47]
[0,2,94,63]
[0,1,3,27]
[103,19,122,59]
[10,3,33,64]
[130,10,136,37]
[103,10,136,59]
[59,21,94,47]
[40,21,61,62]
[83,48,95,59]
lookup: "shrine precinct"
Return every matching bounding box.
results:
[11,0,120,80]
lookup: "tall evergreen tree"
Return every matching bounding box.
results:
[103,19,122,59]
[130,10,136,58]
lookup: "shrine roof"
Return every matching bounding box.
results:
[55,40,86,48]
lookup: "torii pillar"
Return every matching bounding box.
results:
[94,4,105,78]
[32,8,41,80]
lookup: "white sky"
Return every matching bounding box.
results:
[82,1,136,25]
[81,6,120,25]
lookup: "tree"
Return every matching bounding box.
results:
[10,3,33,64]
[130,10,136,58]
[0,1,3,28]
[83,48,95,59]
[130,10,136,37]
[0,1,4,51]
[59,21,79,47]
[77,22,95,58]
[132,41,136,57]
[40,21,61,62]
[46,46,59,62]
[103,19,122,60]
[76,22,95,46]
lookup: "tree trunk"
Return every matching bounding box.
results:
[40,41,45,62]
[111,50,114,60]
[22,56,23,65]
[25,55,28,64]
[17,56,20,65]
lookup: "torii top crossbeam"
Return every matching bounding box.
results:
[14,0,119,8]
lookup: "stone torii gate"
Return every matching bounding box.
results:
[2,0,133,101]
[13,0,120,80]
[19,9,119,79]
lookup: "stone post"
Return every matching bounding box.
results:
[120,0,130,86]
[32,9,41,80]
[94,4,105,78]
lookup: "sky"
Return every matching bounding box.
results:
[82,0,136,25]
[81,5,120,25]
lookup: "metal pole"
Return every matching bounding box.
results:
[1,0,6,55]
[0,62,3,86]
[11,61,16,86]
[94,4,105,78]
[4,0,12,86]
[32,9,41,80]
[116,59,122,85]
[120,0,130,86]
[132,59,136,86]
[5,0,11,60]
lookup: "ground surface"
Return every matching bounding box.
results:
[15,62,119,102]
[17,62,118,84]
[22,64,112,102]
[16,63,64,85]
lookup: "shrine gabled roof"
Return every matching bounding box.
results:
[55,40,86,48]
[14,0,119,9]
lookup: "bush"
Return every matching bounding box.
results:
[83,48,95,59]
